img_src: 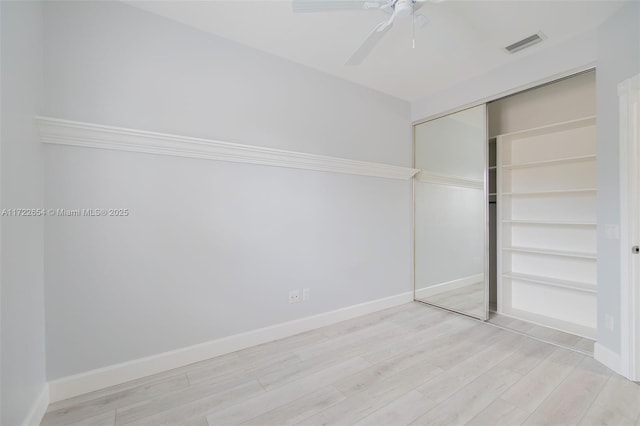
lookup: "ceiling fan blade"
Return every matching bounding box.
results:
[345,19,394,66]
[413,0,447,11]
[292,0,386,13]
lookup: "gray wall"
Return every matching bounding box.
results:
[42,1,413,379]
[595,1,640,353]
[1,1,47,424]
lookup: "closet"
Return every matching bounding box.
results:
[488,71,597,338]
[414,70,596,339]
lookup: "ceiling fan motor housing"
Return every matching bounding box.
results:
[394,0,415,19]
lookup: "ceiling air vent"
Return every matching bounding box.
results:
[504,32,545,54]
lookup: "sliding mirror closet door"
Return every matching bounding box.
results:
[414,105,488,320]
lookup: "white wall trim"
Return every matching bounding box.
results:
[415,171,483,190]
[22,384,49,426]
[594,342,622,375]
[48,291,413,402]
[415,274,484,299]
[618,72,640,381]
[36,116,419,180]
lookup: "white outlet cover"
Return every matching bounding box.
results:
[289,290,300,303]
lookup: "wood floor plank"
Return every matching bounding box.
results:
[488,313,595,355]
[48,409,117,426]
[500,347,584,413]
[204,357,370,425]
[410,365,522,426]
[295,359,444,425]
[236,328,329,360]
[332,345,444,397]
[522,356,611,426]
[319,303,426,338]
[257,326,411,392]
[579,407,636,426]
[494,336,556,376]
[46,369,193,413]
[465,398,529,426]
[239,386,346,426]
[42,374,190,426]
[116,379,265,425]
[351,390,436,426]
[187,351,301,385]
[333,320,501,398]
[360,315,477,365]
[429,325,514,371]
[186,417,209,426]
[578,373,640,425]
[416,331,525,404]
[292,320,405,361]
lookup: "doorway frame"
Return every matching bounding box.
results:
[619,72,640,381]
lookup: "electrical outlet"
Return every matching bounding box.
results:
[288,290,300,304]
[303,288,310,301]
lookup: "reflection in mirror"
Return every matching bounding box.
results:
[414,105,487,319]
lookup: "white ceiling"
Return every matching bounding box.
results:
[125,0,627,102]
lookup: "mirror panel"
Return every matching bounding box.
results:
[414,105,488,319]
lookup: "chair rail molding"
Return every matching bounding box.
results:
[36,116,419,180]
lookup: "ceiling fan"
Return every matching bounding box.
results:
[292,0,443,65]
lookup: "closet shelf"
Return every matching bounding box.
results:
[496,109,597,336]
[498,115,596,138]
[501,188,596,196]
[504,246,596,260]
[502,154,596,170]
[503,272,597,294]
[488,166,497,170]
[502,220,596,227]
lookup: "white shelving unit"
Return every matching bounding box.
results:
[488,137,497,311]
[488,138,497,203]
[497,116,597,338]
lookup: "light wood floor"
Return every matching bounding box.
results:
[418,281,595,355]
[42,302,640,426]
[488,312,596,356]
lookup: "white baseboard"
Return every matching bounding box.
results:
[49,291,413,402]
[594,342,622,375]
[415,274,484,299]
[23,384,49,426]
